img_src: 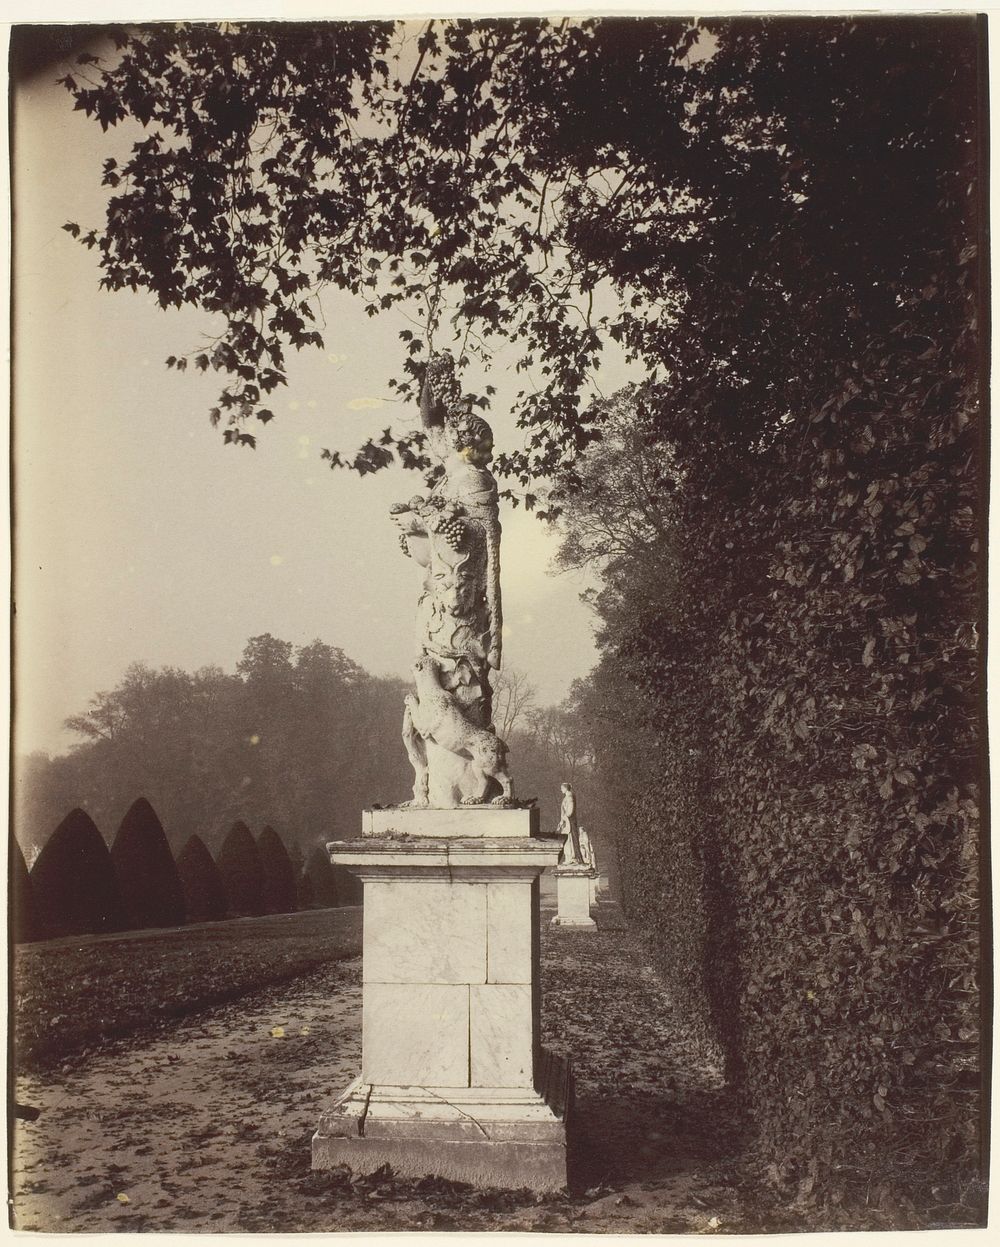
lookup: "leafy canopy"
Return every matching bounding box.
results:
[61,17,977,500]
[59,16,800,482]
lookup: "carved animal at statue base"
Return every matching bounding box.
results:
[402,655,513,808]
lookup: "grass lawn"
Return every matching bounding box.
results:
[12,907,362,1073]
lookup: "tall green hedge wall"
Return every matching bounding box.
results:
[589,276,982,1210]
[573,18,984,1216]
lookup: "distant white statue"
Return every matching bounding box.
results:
[556,782,584,865]
[578,825,596,872]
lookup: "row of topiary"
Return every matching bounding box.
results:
[11,797,360,944]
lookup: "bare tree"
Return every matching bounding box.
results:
[491,668,538,740]
[524,699,593,784]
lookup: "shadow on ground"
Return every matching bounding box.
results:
[569,1083,739,1193]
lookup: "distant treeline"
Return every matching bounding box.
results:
[16,635,414,860]
[13,634,613,931]
[11,796,362,944]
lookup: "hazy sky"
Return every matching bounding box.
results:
[12,23,646,758]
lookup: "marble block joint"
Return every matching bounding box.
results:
[312,807,571,1191]
[551,863,598,929]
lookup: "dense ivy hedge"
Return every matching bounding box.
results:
[572,21,985,1217]
[711,299,981,1211]
[586,275,983,1213]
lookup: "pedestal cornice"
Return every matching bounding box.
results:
[363,805,540,839]
[328,835,562,881]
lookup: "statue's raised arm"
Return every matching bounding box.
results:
[390,352,509,808]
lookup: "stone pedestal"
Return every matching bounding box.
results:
[551,863,597,929]
[312,808,571,1191]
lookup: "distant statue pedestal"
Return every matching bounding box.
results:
[588,868,600,908]
[550,863,598,929]
[312,807,571,1192]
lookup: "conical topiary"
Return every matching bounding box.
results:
[29,808,126,938]
[176,834,227,923]
[216,820,265,917]
[305,845,339,909]
[286,837,305,880]
[12,841,39,943]
[256,825,298,915]
[297,867,315,910]
[111,797,186,930]
[332,861,364,906]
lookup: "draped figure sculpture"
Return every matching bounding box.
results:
[556,782,584,864]
[578,825,596,872]
[390,353,513,808]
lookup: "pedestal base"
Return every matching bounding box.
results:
[313,1050,572,1191]
[551,864,597,928]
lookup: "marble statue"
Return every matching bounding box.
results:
[578,825,596,872]
[403,654,513,806]
[556,782,584,864]
[391,352,512,808]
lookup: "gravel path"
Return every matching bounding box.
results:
[12,920,817,1233]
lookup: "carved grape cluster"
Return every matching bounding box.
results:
[434,514,465,551]
[426,352,463,413]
